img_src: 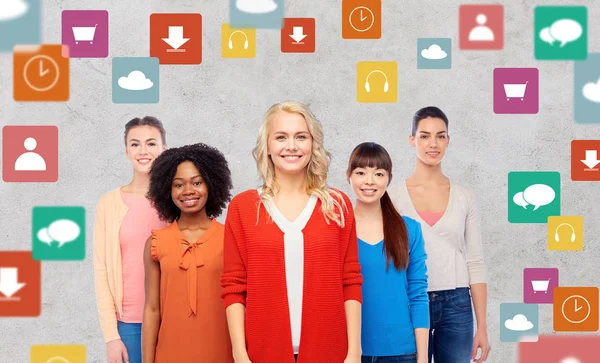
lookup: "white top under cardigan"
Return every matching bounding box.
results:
[258,188,318,354]
[388,180,487,292]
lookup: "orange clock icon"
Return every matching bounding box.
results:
[349,6,374,32]
[23,55,60,92]
[13,44,70,101]
[342,0,381,39]
[554,287,598,332]
[561,295,590,324]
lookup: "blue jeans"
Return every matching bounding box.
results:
[362,353,418,363]
[117,321,142,363]
[428,287,474,363]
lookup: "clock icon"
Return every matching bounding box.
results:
[561,295,591,324]
[23,55,60,92]
[349,6,375,32]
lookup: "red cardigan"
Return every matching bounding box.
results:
[221,189,363,363]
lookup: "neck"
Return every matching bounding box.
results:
[354,199,382,220]
[126,171,151,194]
[410,158,445,183]
[177,208,212,229]
[273,171,307,196]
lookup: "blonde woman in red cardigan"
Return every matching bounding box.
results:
[221,101,363,363]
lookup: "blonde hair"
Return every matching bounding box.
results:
[252,101,346,227]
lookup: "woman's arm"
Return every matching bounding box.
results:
[470,283,490,362]
[406,223,429,363]
[142,235,161,363]
[344,300,362,360]
[414,328,429,363]
[225,303,250,362]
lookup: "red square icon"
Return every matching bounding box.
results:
[281,18,316,53]
[571,140,600,181]
[459,4,504,50]
[2,126,59,182]
[0,251,41,317]
[519,334,600,362]
[150,13,202,64]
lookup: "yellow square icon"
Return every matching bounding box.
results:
[222,24,256,58]
[357,61,397,103]
[31,345,86,363]
[548,216,583,251]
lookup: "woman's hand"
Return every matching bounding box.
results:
[343,353,361,363]
[106,339,129,363]
[471,328,490,362]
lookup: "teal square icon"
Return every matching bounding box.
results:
[112,57,159,104]
[534,6,587,60]
[32,206,85,261]
[417,38,451,69]
[574,53,600,124]
[508,171,560,223]
[229,0,284,28]
[500,303,539,342]
[0,0,41,52]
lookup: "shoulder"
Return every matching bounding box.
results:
[229,189,260,206]
[96,188,121,209]
[327,187,352,205]
[402,216,422,238]
[451,182,477,204]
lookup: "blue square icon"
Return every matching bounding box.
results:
[112,57,159,104]
[417,38,452,69]
[575,53,600,123]
[500,303,539,342]
[0,0,42,52]
[229,0,284,28]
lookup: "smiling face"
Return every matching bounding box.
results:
[410,117,449,166]
[171,161,209,214]
[267,111,313,177]
[349,166,390,205]
[125,125,166,174]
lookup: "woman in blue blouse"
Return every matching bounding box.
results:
[346,142,429,363]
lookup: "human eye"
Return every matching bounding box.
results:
[149,142,157,146]
[276,135,285,140]
[376,172,385,177]
[130,142,139,147]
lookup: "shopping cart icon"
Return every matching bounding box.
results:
[72,24,98,44]
[503,81,528,101]
[531,278,551,294]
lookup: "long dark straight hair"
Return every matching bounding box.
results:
[346,142,409,270]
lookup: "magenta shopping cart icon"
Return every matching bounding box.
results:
[524,268,558,304]
[503,81,528,101]
[531,278,551,293]
[72,24,97,44]
[61,10,108,58]
[494,68,538,114]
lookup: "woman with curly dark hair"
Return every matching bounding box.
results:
[141,143,234,363]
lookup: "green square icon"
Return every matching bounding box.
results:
[534,6,587,60]
[32,206,85,261]
[508,172,560,223]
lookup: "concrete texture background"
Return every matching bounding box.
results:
[0,0,599,362]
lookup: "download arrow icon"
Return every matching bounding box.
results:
[0,267,26,299]
[162,26,190,52]
[289,26,307,44]
[581,150,600,171]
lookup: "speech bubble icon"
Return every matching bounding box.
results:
[36,228,53,245]
[47,219,81,247]
[539,27,555,45]
[523,184,555,211]
[512,192,529,209]
[549,19,582,47]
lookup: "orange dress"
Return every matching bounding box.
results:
[151,219,233,363]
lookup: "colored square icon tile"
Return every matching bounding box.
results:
[357,61,397,103]
[221,24,256,58]
[2,125,58,182]
[229,0,284,28]
[519,335,600,363]
[342,0,381,39]
[112,57,159,104]
[547,216,583,251]
[32,206,86,261]
[493,68,539,114]
[574,53,600,124]
[508,171,560,223]
[571,140,600,180]
[61,10,108,58]
[0,251,40,317]
[0,0,41,52]
[417,38,451,69]
[534,6,587,61]
[553,287,598,332]
[281,18,315,53]
[13,44,70,101]
[31,345,86,363]
[523,268,558,304]
[459,4,504,50]
[150,13,202,64]
[500,303,539,342]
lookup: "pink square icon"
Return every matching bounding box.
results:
[493,68,539,114]
[523,268,558,304]
[2,126,58,182]
[61,10,109,58]
[459,4,504,50]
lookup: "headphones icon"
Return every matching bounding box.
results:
[228,30,249,50]
[365,70,389,93]
[554,223,576,242]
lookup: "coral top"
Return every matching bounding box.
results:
[151,219,233,363]
[221,189,363,363]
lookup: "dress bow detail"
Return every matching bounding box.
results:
[179,240,205,316]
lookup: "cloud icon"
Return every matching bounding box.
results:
[421,44,447,60]
[505,314,534,331]
[0,0,29,21]
[118,70,154,91]
[236,0,278,14]
[583,78,600,103]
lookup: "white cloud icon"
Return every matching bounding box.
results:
[0,0,29,21]
[582,78,600,103]
[236,0,278,14]
[504,314,534,331]
[421,44,447,60]
[118,70,154,91]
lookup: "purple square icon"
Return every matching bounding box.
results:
[61,10,108,58]
[523,268,558,304]
[493,68,539,114]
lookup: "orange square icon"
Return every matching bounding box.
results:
[13,45,70,101]
[281,18,315,53]
[553,287,598,332]
[571,140,600,181]
[342,0,381,39]
[459,4,504,50]
[0,251,41,317]
[150,13,202,64]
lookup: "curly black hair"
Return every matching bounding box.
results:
[147,143,233,222]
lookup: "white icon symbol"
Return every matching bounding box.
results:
[539,19,582,47]
[554,223,576,243]
[37,219,81,248]
[228,30,248,50]
[0,0,29,21]
[468,14,495,41]
[0,267,26,301]
[512,183,555,211]
[505,314,534,331]
[236,0,277,14]
[421,44,447,60]
[365,70,388,93]
[118,70,153,91]
[581,150,600,171]
[561,357,581,363]
[349,6,374,32]
[503,81,528,101]
[72,24,97,44]
[45,357,70,363]
[290,26,307,44]
[561,295,591,324]
[162,26,189,52]
[582,78,600,103]
[14,137,46,171]
[531,278,551,293]
[23,55,60,92]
